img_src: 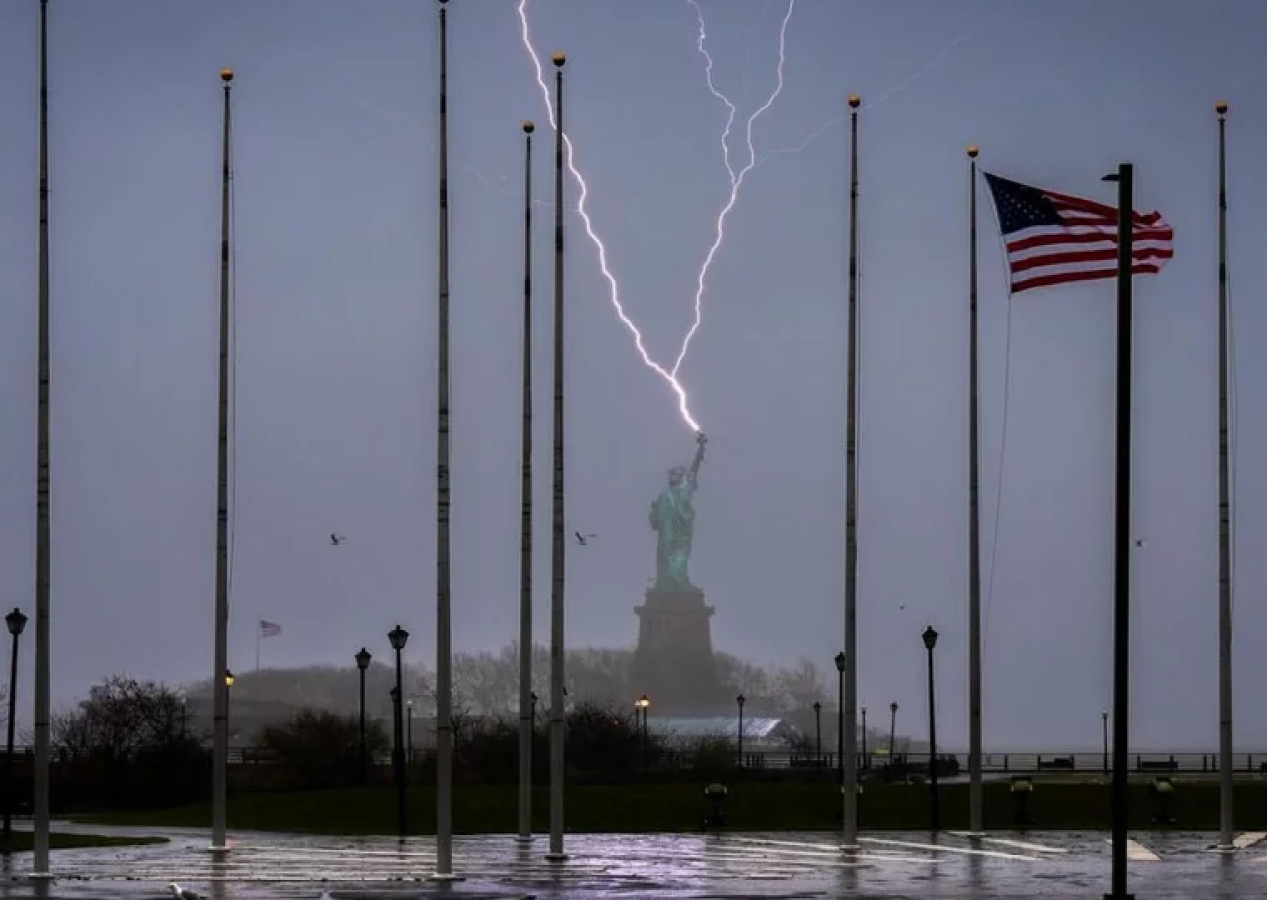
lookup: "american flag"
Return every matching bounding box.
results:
[259,620,282,638]
[982,172,1173,294]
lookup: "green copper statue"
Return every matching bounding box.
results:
[649,431,708,592]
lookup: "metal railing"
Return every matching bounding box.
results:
[3,746,1263,775]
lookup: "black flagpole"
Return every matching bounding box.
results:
[546,50,568,863]
[1102,162,1134,900]
[517,119,535,842]
[32,0,52,873]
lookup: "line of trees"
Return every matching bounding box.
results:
[22,646,905,809]
[181,643,836,733]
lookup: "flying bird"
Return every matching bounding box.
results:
[574,531,597,546]
[1133,538,1146,548]
[329,533,345,546]
[169,883,203,900]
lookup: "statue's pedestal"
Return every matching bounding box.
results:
[631,587,726,715]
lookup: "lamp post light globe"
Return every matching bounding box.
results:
[219,68,234,83]
[834,652,846,673]
[523,120,535,134]
[5,610,26,638]
[355,647,372,671]
[637,694,650,710]
[736,694,745,709]
[388,625,410,651]
[922,626,938,651]
[551,51,566,67]
[224,670,234,688]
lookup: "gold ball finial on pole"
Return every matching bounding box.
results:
[847,93,861,109]
[552,51,567,67]
[967,145,979,159]
[523,120,535,134]
[1215,100,1228,117]
[219,68,234,83]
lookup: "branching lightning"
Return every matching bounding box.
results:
[517,0,701,433]
[672,0,795,377]
[752,3,1013,171]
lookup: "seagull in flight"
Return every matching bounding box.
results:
[329,533,346,546]
[574,531,596,546]
[169,883,203,900]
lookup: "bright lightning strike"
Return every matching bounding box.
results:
[672,0,795,377]
[517,0,701,434]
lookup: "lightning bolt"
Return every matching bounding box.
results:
[672,0,795,377]
[517,0,701,433]
[752,3,1012,171]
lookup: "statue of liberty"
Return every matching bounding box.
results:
[648,431,708,592]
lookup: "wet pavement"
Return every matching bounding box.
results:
[0,824,1262,898]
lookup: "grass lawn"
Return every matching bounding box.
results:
[77,779,1267,834]
[0,831,169,853]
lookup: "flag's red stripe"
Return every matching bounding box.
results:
[1012,261,1164,293]
[1008,227,1173,254]
[1046,191,1164,226]
[1010,244,1173,275]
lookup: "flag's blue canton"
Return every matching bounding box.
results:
[983,172,1063,235]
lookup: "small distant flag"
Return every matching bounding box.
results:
[259,620,282,639]
[982,172,1173,294]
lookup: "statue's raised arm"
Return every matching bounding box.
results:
[689,431,708,485]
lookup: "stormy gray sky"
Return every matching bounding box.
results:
[0,0,1264,751]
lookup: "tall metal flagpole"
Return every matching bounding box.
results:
[546,51,568,863]
[517,119,536,843]
[966,145,984,835]
[1214,99,1234,853]
[210,66,234,855]
[433,0,456,882]
[31,0,52,875]
[1102,161,1134,900]
[841,92,861,852]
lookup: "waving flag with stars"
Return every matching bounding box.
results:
[982,172,1173,294]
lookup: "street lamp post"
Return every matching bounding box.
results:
[388,625,410,837]
[1102,708,1109,776]
[356,648,372,785]
[812,701,822,764]
[3,609,27,841]
[888,701,898,775]
[861,705,868,771]
[735,695,746,768]
[834,652,846,784]
[636,695,650,768]
[922,626,940,830]
[224,670,234,763]
[180,695,187,741]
